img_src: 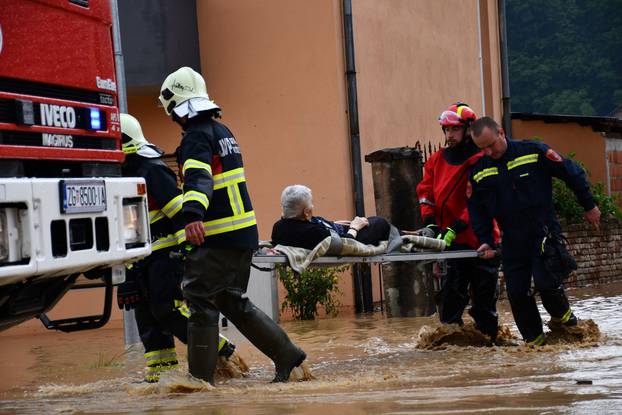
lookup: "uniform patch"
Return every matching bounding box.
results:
[546,148,562,162]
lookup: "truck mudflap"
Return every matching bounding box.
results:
[39,274,113,333]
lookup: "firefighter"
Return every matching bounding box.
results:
[158,67,307,385]
[416,103,501,342]
[117,113,246,382]
[468,116,601,345]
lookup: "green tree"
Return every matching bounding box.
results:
[507,0,622,116]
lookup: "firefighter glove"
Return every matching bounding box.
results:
[438,227,457,247]
[117,279,143,310]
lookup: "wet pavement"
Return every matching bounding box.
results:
[1,282,622,414]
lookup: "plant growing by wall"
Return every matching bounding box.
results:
[553,153,622,222]
[277,265,345,320]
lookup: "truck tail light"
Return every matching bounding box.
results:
[0,206,29,263]
[122,198,148,248]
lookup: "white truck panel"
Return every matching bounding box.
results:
[0,177,151,286]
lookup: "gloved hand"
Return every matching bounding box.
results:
[417,224,440,238]
[437,227,457,247]
[117,277,143,310]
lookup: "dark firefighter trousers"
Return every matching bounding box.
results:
[132,251,188,352]
[502,252,571,342]
[437,252,500,339]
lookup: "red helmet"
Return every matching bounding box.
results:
[439,102,477,127]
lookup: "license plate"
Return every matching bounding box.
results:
[60,180,107,214]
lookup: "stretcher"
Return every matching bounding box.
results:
[250,249,480,318]
[252,249,478,265]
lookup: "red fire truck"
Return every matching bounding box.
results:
[0,0,151,331]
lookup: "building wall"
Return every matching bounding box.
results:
[564,218,622,287]
[511,119,608,186]
[606,139,622,202]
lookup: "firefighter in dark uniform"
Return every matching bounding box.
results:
[468,117,601,345]
[158,67,307,385]
[117,113,244,382]
[416,103,501,342]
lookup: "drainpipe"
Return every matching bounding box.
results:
[343,0,365,217]
[498,0,512,136]
[476,0,486,115]
[111,0,140,346]
[342,0,372,313]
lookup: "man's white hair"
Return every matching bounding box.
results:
[281,185,313,219]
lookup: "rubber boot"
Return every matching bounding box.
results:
[216,296,306,382]
[187,322,219,385]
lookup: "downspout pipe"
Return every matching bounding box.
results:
[498,0,512,136]
[343,0,373,313]
[111,0,140,346]
[343,0,365,217]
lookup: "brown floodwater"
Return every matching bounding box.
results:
[1,282,622,414]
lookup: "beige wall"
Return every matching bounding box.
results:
[511,120,608,186]
[195,0,357,307]
[352,0,501,217]
[196,0,352,235]
[479,0,503,121]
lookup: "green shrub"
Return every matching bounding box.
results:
[553,153,622,222]
[277,265,345,320]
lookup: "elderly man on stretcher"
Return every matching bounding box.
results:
[269,185,446,272]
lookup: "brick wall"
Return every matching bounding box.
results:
[607,148,622,209]
[562,217,622,286]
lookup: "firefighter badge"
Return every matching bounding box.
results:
[546,148,563,162]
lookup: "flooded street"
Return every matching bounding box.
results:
[1,282,622,414]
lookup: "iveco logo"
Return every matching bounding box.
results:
[40,104,77,128]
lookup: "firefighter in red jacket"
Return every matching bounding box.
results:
[416,103,501,342]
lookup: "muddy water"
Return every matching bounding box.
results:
[2,283,622,414]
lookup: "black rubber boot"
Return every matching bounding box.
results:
[187,322,219,385]
[215,295,306,382]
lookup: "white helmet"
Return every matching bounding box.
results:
[159,66,219,117]
[120,113,148,154]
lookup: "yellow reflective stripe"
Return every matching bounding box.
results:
[213,167,246,190]
[147,362,179,374]
[161,194,183,218]
[182,158,212,176]
[227,185,243,216]
[150,210,165,224]
[174,299,191,318]
[529,333,546,346]
[560,308,573,324]
[184,190,209,210]
[175,229,186,245]
[507,153,538,170]
[145,348,177,365]
[174,211,256,242]
[218,336,227,351]
[202,211,256,236]
[152,234,179,251]
[473,167,498,183]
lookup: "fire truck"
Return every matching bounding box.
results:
[0,0,151,331]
